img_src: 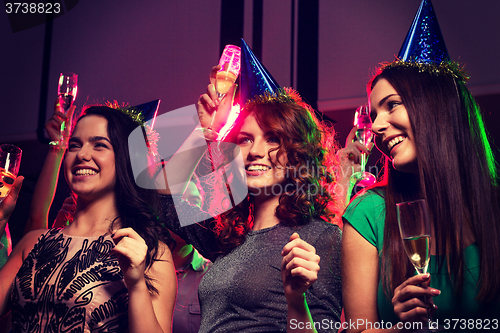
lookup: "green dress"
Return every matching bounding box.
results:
[343,190,500,331]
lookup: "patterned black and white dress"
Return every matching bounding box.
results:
[10,229,129,333]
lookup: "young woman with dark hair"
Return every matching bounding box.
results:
[342,1,500,331]
[0,106,176,332]
[158,65,348,332]
[342,65,500,332]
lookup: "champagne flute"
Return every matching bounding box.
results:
[52,72,78,146]
[200,45,241,141]
[58,72,78,113]
[397,199,431,274]
[0,144,22,204]
[349,105,376,187]
[397,199,435,329]
[215,45,240,100]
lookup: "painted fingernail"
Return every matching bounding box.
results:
[431,289,441,295]
[422,273,430,280]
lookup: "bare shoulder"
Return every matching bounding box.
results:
[153,241,174,266]
[0,229,48,301]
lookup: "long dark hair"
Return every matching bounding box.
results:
[74,106,172,293]
[368,66,500,302]
[214,100,340,253]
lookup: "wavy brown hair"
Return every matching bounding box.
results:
[212,98,340,253]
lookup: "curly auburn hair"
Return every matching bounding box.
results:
[212,99,340,253]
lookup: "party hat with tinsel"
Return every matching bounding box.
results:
[383,0,468,81]
[107,99,161,165]
[127,99,160,128]
[239,38,281,105]
[398,0,449,63]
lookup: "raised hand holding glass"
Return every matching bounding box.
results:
[200,46,241,141]
[350,105,376,187]
[0,144,22,204]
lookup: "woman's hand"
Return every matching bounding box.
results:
[336,126,371,177]
[52,195,76,228]
[392,273,440,323]
[281,233,320,303]
[335,126,373,207]
[0,176,23,226]
[46,100,75,149]
[111,228,149,290]
[196,65,236,135]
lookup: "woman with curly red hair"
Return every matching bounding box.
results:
[158,49,354,331]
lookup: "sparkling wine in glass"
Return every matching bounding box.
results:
[200,45,241,141]
[397,199,431,274]
[0,144,22,204]
[52,72,78,146]
[215,45,240,100]
[397,199,435,329]
[350,105,376,188]
[58,72,78,113]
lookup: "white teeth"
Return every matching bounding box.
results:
[247,165,271,171]
[75,169,97,176]
[387,136,405,150]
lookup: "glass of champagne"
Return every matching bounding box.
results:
[58,72,78,113]
[397,199,435,329]
[215,45,240,100]
[349,105,376,187]
[200,45,241,141]
[0,144,22,204]
[52,72,78,146]
[397,199,431,274]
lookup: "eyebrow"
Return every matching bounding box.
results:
[238,131,277,138]
[69,136,111,143]
[378,94,399,107]
[237,131,252,137]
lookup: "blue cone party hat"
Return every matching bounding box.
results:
[239,38,281,105]
[398,0,449,64]
[128,99,160,128]
[383,0,468,82]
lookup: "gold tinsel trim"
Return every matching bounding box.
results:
[381,59,469,82]
[245,87,312,111]
[105,101,145,125]
[104,101,159,156]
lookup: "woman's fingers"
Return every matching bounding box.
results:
[0,176,23,222]
[207,83,219,106]
[112,236,148,259]
[110,228,149,288]
[281,232,316,256]
[345,126,357,146]
[112,227,146,244]
[394,274,432,293]
[209,65,221,86]
[392,274,440,323]
[197,92,217,128]
[281,233,320,283]
[46,98,74,142]
[200,92,216,109]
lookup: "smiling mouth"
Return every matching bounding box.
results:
[387,136,406,151]
[246,165,271,172]
[74,169,98,176]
